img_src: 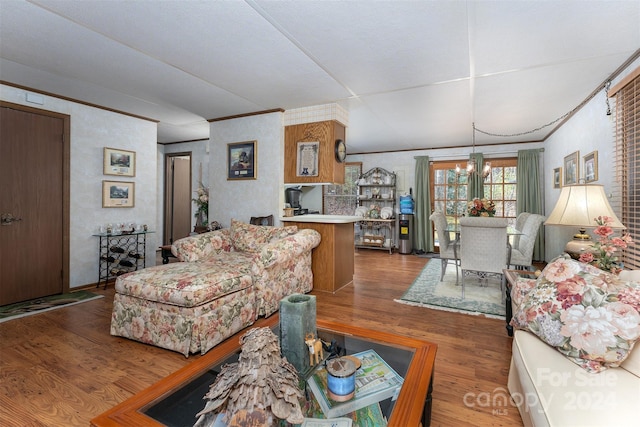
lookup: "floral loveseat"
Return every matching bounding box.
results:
[508,255,640,426]
[110,220,321,357]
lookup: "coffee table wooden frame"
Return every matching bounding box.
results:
[91,315,436,427]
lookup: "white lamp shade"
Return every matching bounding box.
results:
[545,184,625,229]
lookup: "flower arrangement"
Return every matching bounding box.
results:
[578,216,633,274]
[193,183,209,226]
[367,204,381,219]
[467,198,496,217]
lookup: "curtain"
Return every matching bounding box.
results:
[414,156,433,252]
[516,149,545,260]
[467,152,485,200]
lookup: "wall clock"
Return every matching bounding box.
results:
[335,139,347,163]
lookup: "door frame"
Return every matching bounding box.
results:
[163,152,192,245]
[1,101,71,292]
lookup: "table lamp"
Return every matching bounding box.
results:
[544,184,625,259]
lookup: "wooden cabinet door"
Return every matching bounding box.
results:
[284,120,345,184]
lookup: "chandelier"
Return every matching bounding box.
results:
[456,123,491,179]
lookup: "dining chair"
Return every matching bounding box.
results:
[429,212,459,284]
[512,212,531,248]
[459,217,509,298]
[509,214,545,270]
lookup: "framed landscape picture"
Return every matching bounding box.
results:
[227,140,256,180]
[102,180,135,208]
[104,147,136,177]
[563,151,579,186]
[584,150,598,183]
[553,167,562,189]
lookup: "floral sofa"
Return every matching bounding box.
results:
[110,220,321,357]
[508,255,640,426]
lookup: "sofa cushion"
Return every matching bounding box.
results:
[230,219,297,253]
[511,276,538,309]
[115,252,254,308]
[509,330,640,427]
[511,255,640,373]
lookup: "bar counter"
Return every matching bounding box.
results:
[281,215,360,293]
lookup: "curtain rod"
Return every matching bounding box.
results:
[415,147,544,160]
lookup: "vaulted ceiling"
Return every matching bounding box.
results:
[1,1,639,154]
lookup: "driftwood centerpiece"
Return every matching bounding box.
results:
[194,327,305,427]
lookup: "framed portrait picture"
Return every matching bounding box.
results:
[563,151,579,186]
[553,167,562,189]
[584,151,598,183]
[102,180,135,208]
[103,147,136,177]
[296,141,319,177]
[227,140,256,180]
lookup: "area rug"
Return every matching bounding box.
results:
[394,260,505,319]
[0,291,104,323]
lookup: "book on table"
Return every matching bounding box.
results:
[300,393,387,426]
[306,349,404,419]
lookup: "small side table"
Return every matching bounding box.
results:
[503,269,538,337]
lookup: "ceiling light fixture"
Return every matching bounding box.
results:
[465,123,491,180]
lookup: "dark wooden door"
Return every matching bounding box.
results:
[0,105,64,305]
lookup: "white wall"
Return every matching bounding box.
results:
[1,84,158,288]
[209,112,284,227]
[543,57,640,261]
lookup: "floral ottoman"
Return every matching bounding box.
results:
[110,254,257,357]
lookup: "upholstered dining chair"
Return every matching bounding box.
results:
[429,212,459,284]
[459,217,509,298]
[509,214,545,270]
[512,212,531,248]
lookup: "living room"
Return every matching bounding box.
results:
[2,2,640,426]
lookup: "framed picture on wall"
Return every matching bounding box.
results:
[102,180,135,208]
[227,140,257,180]
[103,147,136,177]
[584,151,598,183]
[296,141,319,177]
[563,151,579,186]
[553,167,562,189]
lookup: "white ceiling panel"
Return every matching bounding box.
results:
[1,0,639,150]
[0,59,208,126]
[350,80,473,152]
[471,1,640,76]
[28,0,352,109]
[473,53,631,141]
[255,0,472,94]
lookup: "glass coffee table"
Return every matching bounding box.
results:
[91,316,437,427]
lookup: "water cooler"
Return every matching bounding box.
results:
[398,194,414,254]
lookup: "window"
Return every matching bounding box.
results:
[323,162,362,215]
[611,68,640,270]
[483,158,518,223]
[431,161,468,229]
[431,158,518,247]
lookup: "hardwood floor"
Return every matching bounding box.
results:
[0,250,524,427]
